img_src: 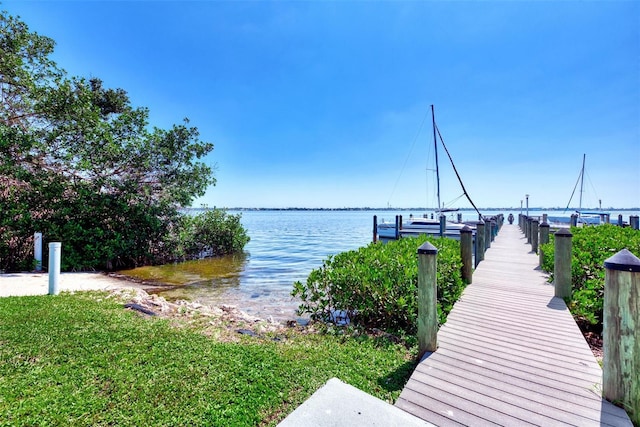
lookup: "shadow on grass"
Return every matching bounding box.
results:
[376,359,418,394]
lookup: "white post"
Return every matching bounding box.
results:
[48,242,61,295]
[34,232,43,272]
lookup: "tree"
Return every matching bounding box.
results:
[0,10,221,271]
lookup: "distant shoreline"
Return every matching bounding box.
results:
[182,207,640,212]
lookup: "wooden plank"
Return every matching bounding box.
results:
[418,356,623,424]
[441,320,600,366]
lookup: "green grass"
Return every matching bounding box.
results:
[0,293,416,426]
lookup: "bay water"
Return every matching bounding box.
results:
[122,209,639,322]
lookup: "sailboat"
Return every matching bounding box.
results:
[547,154,611,227]
[377,106,482,240]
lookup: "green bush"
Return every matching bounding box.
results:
[540,224,640,326]
[173,209,250,259]
[292,235,465,335]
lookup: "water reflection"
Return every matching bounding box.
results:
[120,252,247,291]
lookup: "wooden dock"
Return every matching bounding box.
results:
[395,224,633,426]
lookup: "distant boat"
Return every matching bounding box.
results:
[547,154,611,228]
[377,105,481,241]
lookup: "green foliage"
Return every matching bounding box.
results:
[170,209,251,259]
[292,235,465,335]
[0,11,241,271]
[540,224,640,326]
[0,293,414,425]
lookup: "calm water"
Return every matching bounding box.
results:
[120,209,639,322]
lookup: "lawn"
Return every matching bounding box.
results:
[0,292,415,426]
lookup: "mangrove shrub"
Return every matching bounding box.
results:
[292,235,465,335]
[540,224,640,327]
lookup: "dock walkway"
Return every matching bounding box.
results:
[395,224,632,426]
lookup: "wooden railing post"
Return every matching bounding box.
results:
[475,220,485,267]
[486,220,492,249]
[460,226,473,284]
[417,242,438,357]
[490,219,497,242]
[539,221,549,267]
[372,215,377,243]
[630,215,639,230]
[603,249,640,425]
[394,215,400,240]
[526,217,532,244]
[531,219,539,254]
[439,215,446,237]
[554,228,572,298]
[570,214,578,227]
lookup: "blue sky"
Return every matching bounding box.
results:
[5,1,639,209]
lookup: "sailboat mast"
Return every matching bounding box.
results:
[431,104,441,210]
[578,153,586,210]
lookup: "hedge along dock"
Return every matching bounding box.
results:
[395,223,633,426]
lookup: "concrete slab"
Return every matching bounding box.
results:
[0,272,142,297]
[277,378,434,427]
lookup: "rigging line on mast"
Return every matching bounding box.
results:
[387,108,431,205]
[563,171,582,213]
[434,123,483,218]
[563,153,585,214]
[432,105,441,211]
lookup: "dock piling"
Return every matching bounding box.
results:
[460,226,473,284]
[372,215,377,243]
[539,221,549,267]
[417,242,438,357]
[475,221,485,267]
[553,228,573,299]
[603,249,640,425]
[531,219,539,254]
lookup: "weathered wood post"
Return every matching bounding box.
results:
[372,215,377,243]
[630,215,639,230]
[485,220,492,249]
[475,220,485,267]
[526,217,532,244]
[618,214,623,227]
[48,242,62,295]
[439,215,446,237]
[553,228,572,298]
[460,225,473,284]
[531,219,539,254]
[396,215,400,240]
[603,249,640,425]
[417,241,438,357]
[457,213,462,223]
[491,219,497,241]
[34,232,43,272]
[570,214,578,227]
[539,221,550,267]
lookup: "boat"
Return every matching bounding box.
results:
[546,154,612,228]
[377,105,482,241]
